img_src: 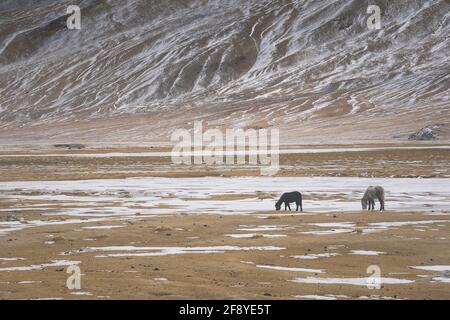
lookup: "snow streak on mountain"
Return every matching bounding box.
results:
[0,0,449,144]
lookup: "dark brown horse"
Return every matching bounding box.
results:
[275,191,303,211]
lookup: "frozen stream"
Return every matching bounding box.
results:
[0,177,449,217]
[0,176,449,239]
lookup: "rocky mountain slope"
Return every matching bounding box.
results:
[0,0,449,145]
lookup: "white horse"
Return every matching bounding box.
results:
[361,186,385,211]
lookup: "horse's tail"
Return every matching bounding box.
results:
[375,186,385,210]
[376,186,385,199]
[299,193,303,210]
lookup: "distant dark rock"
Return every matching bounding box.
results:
[53,144,86,149]
[408,125,441,141]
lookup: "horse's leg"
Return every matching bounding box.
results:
[287,203,291,211]
[372,200,375,211]
[300,198,303,212]
[284,203,287,211]
[380,197,385,211]
[296,202,299,211]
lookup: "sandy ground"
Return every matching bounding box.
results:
[1,146,449,300]
[1,212,449,300]
[0,146,449,181]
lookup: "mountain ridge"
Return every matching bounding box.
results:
[0,0,448,145]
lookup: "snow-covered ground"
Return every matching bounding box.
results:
[1,176,450,215]
[1,176,449,236]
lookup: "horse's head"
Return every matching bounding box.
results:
[361,198,367,210]
[275,202,281,211]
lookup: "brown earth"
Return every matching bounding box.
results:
[0,147,449,300]
[1,211,449,300]
[0,147,449,181]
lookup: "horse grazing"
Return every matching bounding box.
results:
[361,186,385,211]
[275,191,303,211]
